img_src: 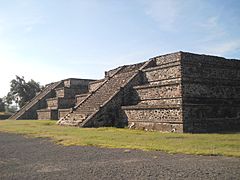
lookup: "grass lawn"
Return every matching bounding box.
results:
[0,120,239,157]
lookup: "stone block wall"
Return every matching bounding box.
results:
[133,84,181,100]
[121,52,240,133]
[144,66,181,83]
[19,91,55,119]
[46,97,75,109]
[63,78,94,88]
[123,106,182,122]
[58,108,72,119]
[14,51,239,133]
[155,52,181,66]
[181,52,240,132]
[55,87,88,98]
[37,109,58,120]
[36,78,95,120]
[122,52,184,132]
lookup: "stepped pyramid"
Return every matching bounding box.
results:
[10,52,240,133]
[9,79,95,120]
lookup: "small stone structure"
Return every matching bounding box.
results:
[9,78,95,120]
[9,52,240,133]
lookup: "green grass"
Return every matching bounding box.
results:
[0,120,239,157]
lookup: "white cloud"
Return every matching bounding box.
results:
[197,16,226,42]
[196,16,240,56]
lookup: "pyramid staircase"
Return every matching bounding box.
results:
[57,60,153,127]
[9,79,95,120]
[9,81,63,120]
[10,52,240,133]
[37,79,94,120]
[10,52,184,132]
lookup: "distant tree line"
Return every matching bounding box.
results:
[1,76,43,113]
[0,98,5,112]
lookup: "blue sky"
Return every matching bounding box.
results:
[0,0,240,97]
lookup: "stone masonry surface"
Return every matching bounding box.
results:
[10,52,240,133]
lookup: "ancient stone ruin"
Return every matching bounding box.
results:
[9,52,240,133]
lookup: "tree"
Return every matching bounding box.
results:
[6,76,43,108]
[0,98,5,112]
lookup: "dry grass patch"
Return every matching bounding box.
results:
[0,120,239,157]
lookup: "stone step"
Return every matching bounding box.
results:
[79,101,104,107]
[122,104,183,132]
[58,108,72,119]
[137,97,182,106]
[145,60,180,70]
[148,78,181,86]
[72,113,88,120]
[132,83,181,100]
[127,122,183,132]
[154,52,181,66]
[77,107,98,112]
[9,81,63,120]
[142,62,181,83]
[122,104,182,123]
[59,113,86,126]
[133,80,181,90]
[77,110,96,116]
[89,79,105,92]
[122,104,181,110]
[75,93,91,104]
[58,64,139,126]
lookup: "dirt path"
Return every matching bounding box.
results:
[0,132,239,180]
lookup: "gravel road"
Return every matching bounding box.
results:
[0,132,239,180]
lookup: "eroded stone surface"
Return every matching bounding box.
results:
[10,52,240,133]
